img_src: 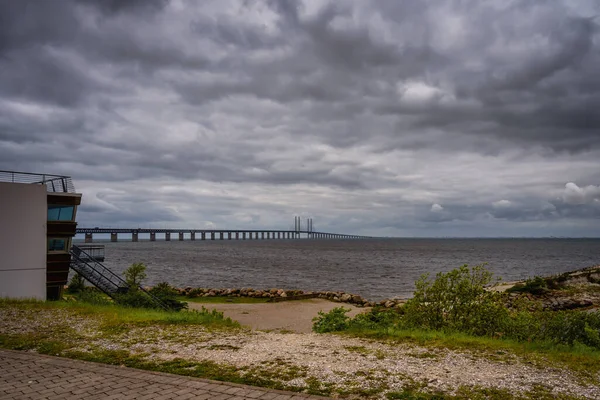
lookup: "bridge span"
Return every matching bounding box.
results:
[76,228,370,242]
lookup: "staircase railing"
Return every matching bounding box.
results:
[70,245,169,311]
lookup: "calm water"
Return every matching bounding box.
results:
[79,238,600,301]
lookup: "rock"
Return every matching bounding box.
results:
[333,296,340,302]
[280,292,287,298]
[384,300,395,308]
[340,294,352,302]
[351,295,363,304]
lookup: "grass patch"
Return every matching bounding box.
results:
[0,297,240,329]
[180,296,270,304]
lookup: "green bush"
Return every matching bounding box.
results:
[76,288,112,306]
[538,310,600,348]
[149,282,188,311]
[507,276,549,295]
[114,290,158,309]
[67,273,86,294]
[124,262,147,288]
[401,264,509,336]
[312,307,351,333]
[349,307,399,331]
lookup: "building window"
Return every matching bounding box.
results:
[48,238,67,251]
[48,205,75,221]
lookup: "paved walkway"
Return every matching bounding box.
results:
[0,349,329,400]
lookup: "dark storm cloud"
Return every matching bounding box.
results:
[1,0,599,236]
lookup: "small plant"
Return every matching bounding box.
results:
[312,307,351,333]
[149,282,188,311]
[349,307,399,331]
[114,290,158,309]
[67,273,86,293]
[507,276,549,295]
[124,262,147,289]
[76,288,112,305]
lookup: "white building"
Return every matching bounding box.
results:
[0,171,81,300]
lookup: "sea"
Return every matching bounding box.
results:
[75,238,600,301]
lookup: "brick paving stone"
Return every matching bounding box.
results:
[0,349,331,400]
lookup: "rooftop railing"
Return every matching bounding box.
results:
[0,170,76,193]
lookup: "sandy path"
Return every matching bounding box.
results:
[187,299,367,333]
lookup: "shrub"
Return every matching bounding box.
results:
[124,262,147,288]
[114,290,158,309]
[507,276,549,295]
[312,307,351,333]
[149,282,188,311]
[67,273,86,294]
[402,264,509,336]
[76,288,112,306]
[349,307,399,331]
[538,310,600,348]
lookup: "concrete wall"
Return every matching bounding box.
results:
[0,182,47,300]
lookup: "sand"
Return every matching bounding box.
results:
[187,298,367,333]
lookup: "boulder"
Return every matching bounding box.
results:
[340,293,352,302]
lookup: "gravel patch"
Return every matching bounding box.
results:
[1,305,599,399]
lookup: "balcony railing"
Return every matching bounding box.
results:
[0,170,76,193]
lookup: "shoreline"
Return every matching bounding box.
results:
[166,263,600,312]
[174,286,407,308]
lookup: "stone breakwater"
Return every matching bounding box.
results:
[175,287,406,308]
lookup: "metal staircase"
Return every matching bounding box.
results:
[70,245,169,310]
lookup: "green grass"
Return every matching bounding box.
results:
[0,297,240,329]
[180,296,270,304]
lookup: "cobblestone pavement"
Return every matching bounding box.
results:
[0,349,330,400]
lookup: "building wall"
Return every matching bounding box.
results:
[0,182,47,300]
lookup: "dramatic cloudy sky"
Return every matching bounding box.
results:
[1,0,599,237]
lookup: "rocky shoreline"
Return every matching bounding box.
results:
[175,286,406,308]
[171,264,600,311]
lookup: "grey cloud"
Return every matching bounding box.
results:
[1,0,600,236]
[562,183,600,205]
[76,0,169,15]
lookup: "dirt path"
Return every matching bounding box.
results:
[187,299,367,333]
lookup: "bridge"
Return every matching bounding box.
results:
[77,217,371,242]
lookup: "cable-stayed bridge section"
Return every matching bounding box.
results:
[77,217,371,242]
